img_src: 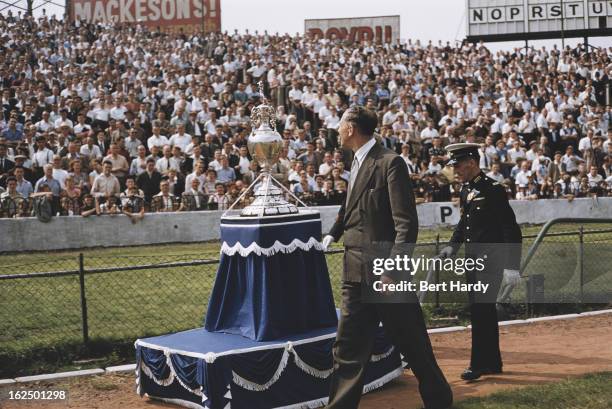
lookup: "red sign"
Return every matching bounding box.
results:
[308,26,394,43]
[304,16,400,44]
[71,0,221,33]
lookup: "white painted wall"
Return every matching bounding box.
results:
[1,197,610,253]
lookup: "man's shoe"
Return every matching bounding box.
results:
[460,367,502,381]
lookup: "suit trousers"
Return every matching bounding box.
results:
[327,281,452,409]
[466,270,503,371]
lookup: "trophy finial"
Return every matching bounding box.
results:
[250,82,276,132]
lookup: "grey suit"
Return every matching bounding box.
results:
[547,161,566,183]
[326,142,452,409]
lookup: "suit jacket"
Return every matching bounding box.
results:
[185,120,201,137]
[181,191,208,211]
[328,143,418,282]
[137,171,162,202]
[548,161,565,183]
[0,157,15,175]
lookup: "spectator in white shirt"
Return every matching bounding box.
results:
[147,126,170,151]
[525,141,539,162]
[324,107,341,130]
[578,129,593,154]
[129,145,148,176]
[236,146,251,176]
[587,165,603,187]
[169,124,192,153]
[561,146,584,173]
[32,137,54,170]
[536,108,549,132]
[51,155,68,188]
[208,150,223,171]
[156,145,181,175]
[109,99,127,121]
[318,152,335,177]
[420,121,439,145]
[507,140,527,164]
[514,161,532,186]
[486,163,505,183]
[185,161,207,193]
[35,111,53,133]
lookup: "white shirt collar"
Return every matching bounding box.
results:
[353,138,377,166]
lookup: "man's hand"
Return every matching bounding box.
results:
[438,246,454,259]
[321,235,334,251]
[502,269,521,287]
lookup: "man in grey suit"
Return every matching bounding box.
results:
[322,106,452,409]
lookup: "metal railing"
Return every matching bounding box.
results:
[521,218,612,272]
[518,218,612,310]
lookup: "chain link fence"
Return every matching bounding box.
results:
[1,224,610,378]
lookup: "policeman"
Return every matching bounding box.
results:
[438,143,522,381]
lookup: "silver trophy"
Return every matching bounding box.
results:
[225,82,305,217]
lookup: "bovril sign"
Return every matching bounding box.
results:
[305,15,400,43]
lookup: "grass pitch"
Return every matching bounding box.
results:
[455,372,612,409]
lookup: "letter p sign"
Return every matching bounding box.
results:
[440,206,453,223]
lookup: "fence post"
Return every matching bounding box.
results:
[78,253,89,345]
[579,226,584,304]
[434,234,440,308]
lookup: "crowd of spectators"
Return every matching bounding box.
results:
[0,12,611,219]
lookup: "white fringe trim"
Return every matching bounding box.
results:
[135,366,142,396]
[232,348,291,391]
[220,237,324,257]
[140,360,174,387]
[370,346,394,362]
[141,343,400,399]
[362,366,404,394]
[291,347,334,379]
[231,343,398,390]
[139,352,204,397]
[276,365,404,409]
[143,366,403,409]
[165,352,204,397]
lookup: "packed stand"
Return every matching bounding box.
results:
[0,13,611,219]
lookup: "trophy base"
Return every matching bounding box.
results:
[240,204,299,217]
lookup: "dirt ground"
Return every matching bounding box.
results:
[2,314,611,409]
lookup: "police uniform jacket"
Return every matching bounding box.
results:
[450,172,522,273]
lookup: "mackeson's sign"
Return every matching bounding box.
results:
[71,0,221,32]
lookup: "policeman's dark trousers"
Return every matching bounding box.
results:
[326,282,452,409]
[467,271,503,371]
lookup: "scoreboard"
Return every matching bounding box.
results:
[466,0,612,42]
